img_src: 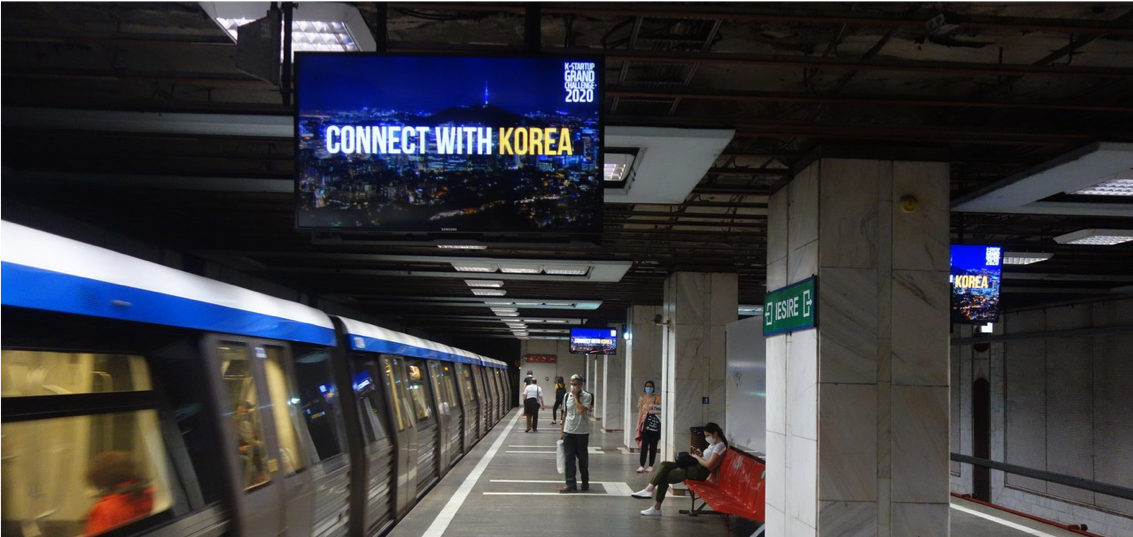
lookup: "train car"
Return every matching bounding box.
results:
[1,221,510,537]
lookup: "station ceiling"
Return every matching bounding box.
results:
[3,2,1132,347]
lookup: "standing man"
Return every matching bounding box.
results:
[559,374,593,493]
[523,379,545,432]
[523,371,537,410]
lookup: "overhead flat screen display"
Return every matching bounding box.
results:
[569,328,618,355]
[950,244,1002,324]
[295,54,603,234]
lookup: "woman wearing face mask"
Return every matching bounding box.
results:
[631,422,728,517]
[634,381,662,473]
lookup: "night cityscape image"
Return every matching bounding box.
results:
[950,245,1003,323]
[295,55,603,233]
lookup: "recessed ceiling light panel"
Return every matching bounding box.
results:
[466,280,505,288]
[471,289,506,296]
[1072,178,1133,197]
[453,263,498,272]
[1053,229,1133,246]
[1002,252,1054,265]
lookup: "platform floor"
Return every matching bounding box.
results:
[387,409,1084,537]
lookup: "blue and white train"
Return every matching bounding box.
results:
[1,221,513,537]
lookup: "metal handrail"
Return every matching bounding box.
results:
[951,453,1133,500]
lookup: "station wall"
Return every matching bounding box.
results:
[951,296,1133,537]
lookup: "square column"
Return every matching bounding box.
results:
[765,157,950,537]
[661,272,737,457]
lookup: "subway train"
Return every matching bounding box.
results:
[1,221,514,537]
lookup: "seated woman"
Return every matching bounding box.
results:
[630,422,728,517]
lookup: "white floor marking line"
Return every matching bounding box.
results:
[950,504,1060,537]
[421,412,520,537]
[505,450,556,454]
[508,445,557,448]
[486,480,634,496]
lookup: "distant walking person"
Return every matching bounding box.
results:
[635,380,662,473]
[523,379,545,432]
[551,376,567,425]
[521,370,534,411]
[559,374,593,493]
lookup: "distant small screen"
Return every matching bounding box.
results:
[295,54,603,234]
[569,328,618,355]
[950,245,1002,324]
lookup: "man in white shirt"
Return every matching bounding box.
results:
[523,379,544,432]
[559,374,593,493]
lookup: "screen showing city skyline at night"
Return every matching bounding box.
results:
[569,328,618,355]
[950,244,1003,324]
[295,54,603,234]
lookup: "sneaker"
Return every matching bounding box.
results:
[645,466,654,472]
[640,507,662,516]
[559,486,578,494]
[636,466,646,473]
[631,488,652,499]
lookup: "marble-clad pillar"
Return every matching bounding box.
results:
[625,305,664,449]
[602,353,626,433]
[765,156,950,537]
[661,272,737,458]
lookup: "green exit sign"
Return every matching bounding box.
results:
[763,276,817,336]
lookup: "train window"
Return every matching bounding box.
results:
[404,360,432,422]
[2,350,152,397]
[359,360,390,442]
[458,364,476,404]
[428,362,458,415]
[381,357,412,431]
[1,410,174,537]
[215,343,271,491]
[261,346,306,475]
[291,346,343,461]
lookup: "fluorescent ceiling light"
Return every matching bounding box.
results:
[490,307,518,313]
[1053,229,1133,246]
[543,319,570,324]
[471,289,506,297]
[483,300,512,306]
[453,263,498,272]
[604,152,636,182]
[498,264,542,274]
[1002,252,1054,265]
[1071,177,1133,196]
[466,280,504,288]
[738,304,764,315]
[437,242,488,250]
[204,2,376,52]
[496,312,519,317]
[543,266,590,276]
[512,301,541,306]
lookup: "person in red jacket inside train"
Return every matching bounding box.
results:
[84,451,154,536]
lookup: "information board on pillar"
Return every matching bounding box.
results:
[294,54,603,234]
[763,276,817,337]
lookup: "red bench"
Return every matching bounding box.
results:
[683,448,766,536]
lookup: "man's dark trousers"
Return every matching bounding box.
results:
[562,432,589,488]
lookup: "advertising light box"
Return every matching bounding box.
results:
[295,54,603,234]
[569,328,618,355]
[950,244,1003,324]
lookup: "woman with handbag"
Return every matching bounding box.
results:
[630,422,728,517]
[635,380,662,473]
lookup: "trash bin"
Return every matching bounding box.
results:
[690,426,708,453]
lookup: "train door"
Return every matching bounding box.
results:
[208,337,315,537]
[377,355,418,517]
[427,361,461,471]
[403,359,440,494]
[496,369,509,414]
[347,356,396,535]
[470,365,489,432]
[456,364,480,444]
[488,370,501,422]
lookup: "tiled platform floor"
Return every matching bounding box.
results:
[387,409,1084,537]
